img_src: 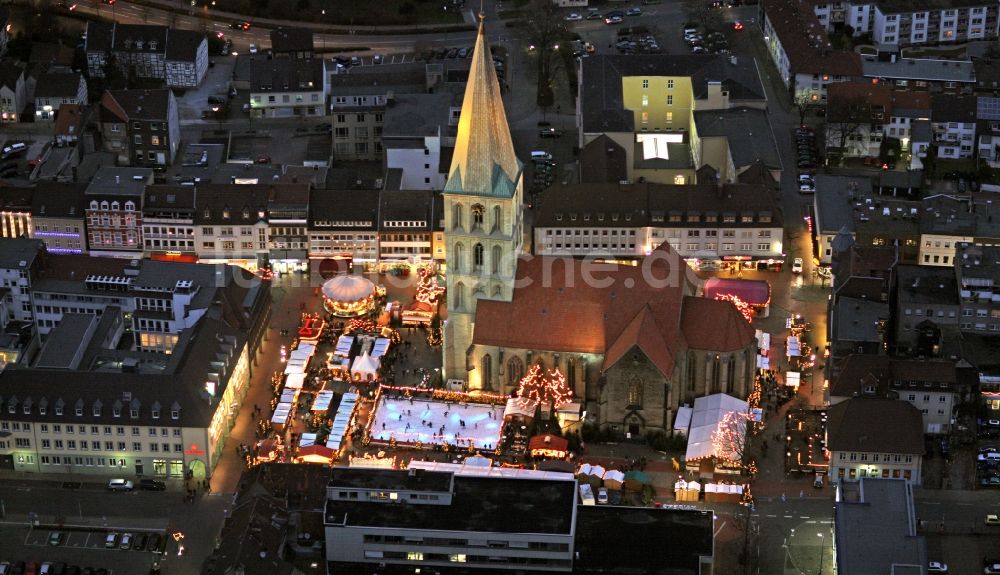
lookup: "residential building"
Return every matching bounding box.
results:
[84,23,208,88]
[919,194,974,266]
[84,167,153,257]
[269,28,314,59]
[532,181,784,266]
[860,55,976,93]
[954,242,1000,334]
[192,184,270,270]
[931,93,977,159]
[871,1,999,48]
[324,467,578,573]
[976,95,1000,167]
[247,57,327,118]
[827,398,924,484]
[829,355,967,433]
[894,264,961,354]
[30,182,87,255]
[307,188,380,270]
[53,103,83,147]
[853,196,921,264]
[33,72,87,122]
[141,185,197,261]
[442,18,523,380]
[0,61,26,122]
[266,183,311,273]
[378,189,437,269]
[0,187,33,239]
[99,89,181,167]
[578,54,769,184]
[812,175,862,264]
[383,91,462,190]
[163,30,208,88]
[828,235,897,363]
[0,238,45,323]
[761,0,862,102]
[824,82,930,159]
[326,59,469,162]
[835,479,926,575]
[0,255,270,478]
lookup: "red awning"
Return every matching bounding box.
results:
[704,278,771,306]
[528,434,569,457]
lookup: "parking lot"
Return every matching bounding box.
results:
[175,57,237,122]
[0,525,167,574]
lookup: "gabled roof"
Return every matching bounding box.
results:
[34,73,82,99]
[826,397,923,454]
[0,61,24,91]
[443,17,521,199]
[580,135,628,184]
[473,244,753,364]
[681,296,756,352]
[102,89,172,122]
[931,93,978,123]
[603,305,676,377]
[164,29,204,62]
[762,0,862,76]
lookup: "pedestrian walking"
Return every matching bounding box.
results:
[781,492,786,502]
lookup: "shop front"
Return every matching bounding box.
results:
[270,249,309,274]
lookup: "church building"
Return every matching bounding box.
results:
[440,17,757,438]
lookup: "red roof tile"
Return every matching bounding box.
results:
[681,297,756,352]
[473,244,754,372]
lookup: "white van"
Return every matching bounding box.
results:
[579,483,596,506]
[530,151,553,161]
[1,142,26,159]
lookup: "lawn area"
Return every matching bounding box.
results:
[211,0,465,26]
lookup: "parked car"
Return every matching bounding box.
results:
[564,12,582,21]
[105,533,118,548]
[107,479,133,492]
[927,564,947,575]
[147,533,162,552]
[248,43,258,54]
[597,487,609,504]
[446,47,458,58]
[49,531,64,546]
[986,514,1000,525]
[586,11,603,19]
[139,479,166,491]
[799,183,816,193]
[985,564,1000,575]
[626,6,642,15]
[791,258,803,273]
[133,533,148,550]
[539,128,565,138]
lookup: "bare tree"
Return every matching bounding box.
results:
[825,94,872,165]
[683,0,723,32]
[793,93,814,127]
[523,0,566,106]
[710,410,752,471]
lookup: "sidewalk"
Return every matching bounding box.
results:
[120,0,475,34]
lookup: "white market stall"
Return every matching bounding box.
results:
[284,373,307,389]
[350,351,380,382]
[312,390,335,412]
[334,336,355,358]
[683,393,749,476]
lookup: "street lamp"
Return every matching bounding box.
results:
[817,532,825,575]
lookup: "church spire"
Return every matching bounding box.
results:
[444,16,521,198]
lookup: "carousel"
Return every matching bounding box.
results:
[321,275,380,317]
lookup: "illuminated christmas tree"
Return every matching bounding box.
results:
[710,410,752,470]
[516,364,573,408]
[714,293,754,323]
[415,265,446,305]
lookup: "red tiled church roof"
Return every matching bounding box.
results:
[473,244,755,376]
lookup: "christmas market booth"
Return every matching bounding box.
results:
[528,434,569,459]
[681,393,750,478]
[295,445,336,465]
[350,351,380,383]
[321,275,382,317]
[704,278,772,319]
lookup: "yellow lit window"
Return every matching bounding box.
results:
[641,112,648,124]
[674,175,686,185]
[666,112,673,123]
[642,95,648,107]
